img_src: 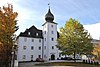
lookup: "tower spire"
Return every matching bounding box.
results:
[48,3,50,9]
[45,3,54,22]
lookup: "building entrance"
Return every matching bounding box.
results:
[51,54,55,60]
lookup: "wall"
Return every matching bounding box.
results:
[17,37,42,62]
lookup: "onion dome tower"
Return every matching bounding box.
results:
[43,4,59,61]
[45,5,54,22]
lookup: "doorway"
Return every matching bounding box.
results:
[51,54,55,60]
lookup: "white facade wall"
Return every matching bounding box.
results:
[17,37,42,62]
[43,22,59,60]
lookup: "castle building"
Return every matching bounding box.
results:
[17,7,59,62]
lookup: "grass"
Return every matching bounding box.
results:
[35,62,100,67]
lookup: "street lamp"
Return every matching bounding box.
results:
[11,45,17,67]
[11,51,14,67]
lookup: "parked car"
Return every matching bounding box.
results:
[61,57,73,60]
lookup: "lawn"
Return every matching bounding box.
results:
[35,62,100,67]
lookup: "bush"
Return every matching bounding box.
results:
[94,61,99,65]
[83,60,85,63]
[60,57,73,60]
[85,60,87,63]
[57,58,59,60]
[36,58,44,62]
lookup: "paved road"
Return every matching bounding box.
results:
[19,62,43,67]
[18,60,82,67]
[18,60,100,67]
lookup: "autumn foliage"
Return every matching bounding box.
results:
[92,43,100,60]
[0,4,18,67]
[57,18,93,61]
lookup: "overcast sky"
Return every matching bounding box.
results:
[0,0,100,39]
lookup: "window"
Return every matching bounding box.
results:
[36,33,38,36]
[24,38,27,42]
[44,55,46,58]
[39,46,41,50]
[23,46,26,50]
[51,38,54,41]
[52,46,54,49]
[39,39,41,42]
[31,55,33,59]
[45,38,46,41]
[23,55,26,59]
[38,55,41,58]
[59,54,61,57]
[51,31,53,34]
[51,25,53,27]
[31,46,34,50]
[32,39,34,42]
[44,46,46,49]
[28,32,30,35]
[44,31,46,34]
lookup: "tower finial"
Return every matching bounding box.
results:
[45,3,54,22]
[48,3,50,9]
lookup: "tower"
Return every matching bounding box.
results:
[42,5,59,60]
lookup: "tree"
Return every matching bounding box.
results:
[92,43,100,60]
[57,18,93,61]
[0,4,18,67]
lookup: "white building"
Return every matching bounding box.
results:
[17,8,59,62]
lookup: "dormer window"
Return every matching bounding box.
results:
[28,32,30,35]
[36,33,38,36]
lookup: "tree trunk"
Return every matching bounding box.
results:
[65,54,67,57]
[74,51,76,62]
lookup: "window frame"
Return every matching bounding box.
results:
[24,38,27,42]
[36,33,38,36]
[45,38,46,41]
[32,39,34,42]
[23,46,26,50]
[31,55,33,58]
[39,46,41,50]
[51,38,54,41]
[51,25,53,28]
[31,46,34,50]
[52,46,54,49]
[23,55,26,59]
[44,31,46,34]
[44,46,46,49]
[39,39,41,42]
[38,55,41,58]
[51,31,53,34]
[28,32,30,35]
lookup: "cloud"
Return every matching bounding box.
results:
[0,0,43,35]
[84,23,100,39]
[0,0,100,40]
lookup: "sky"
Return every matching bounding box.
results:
[0,0,100,39]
